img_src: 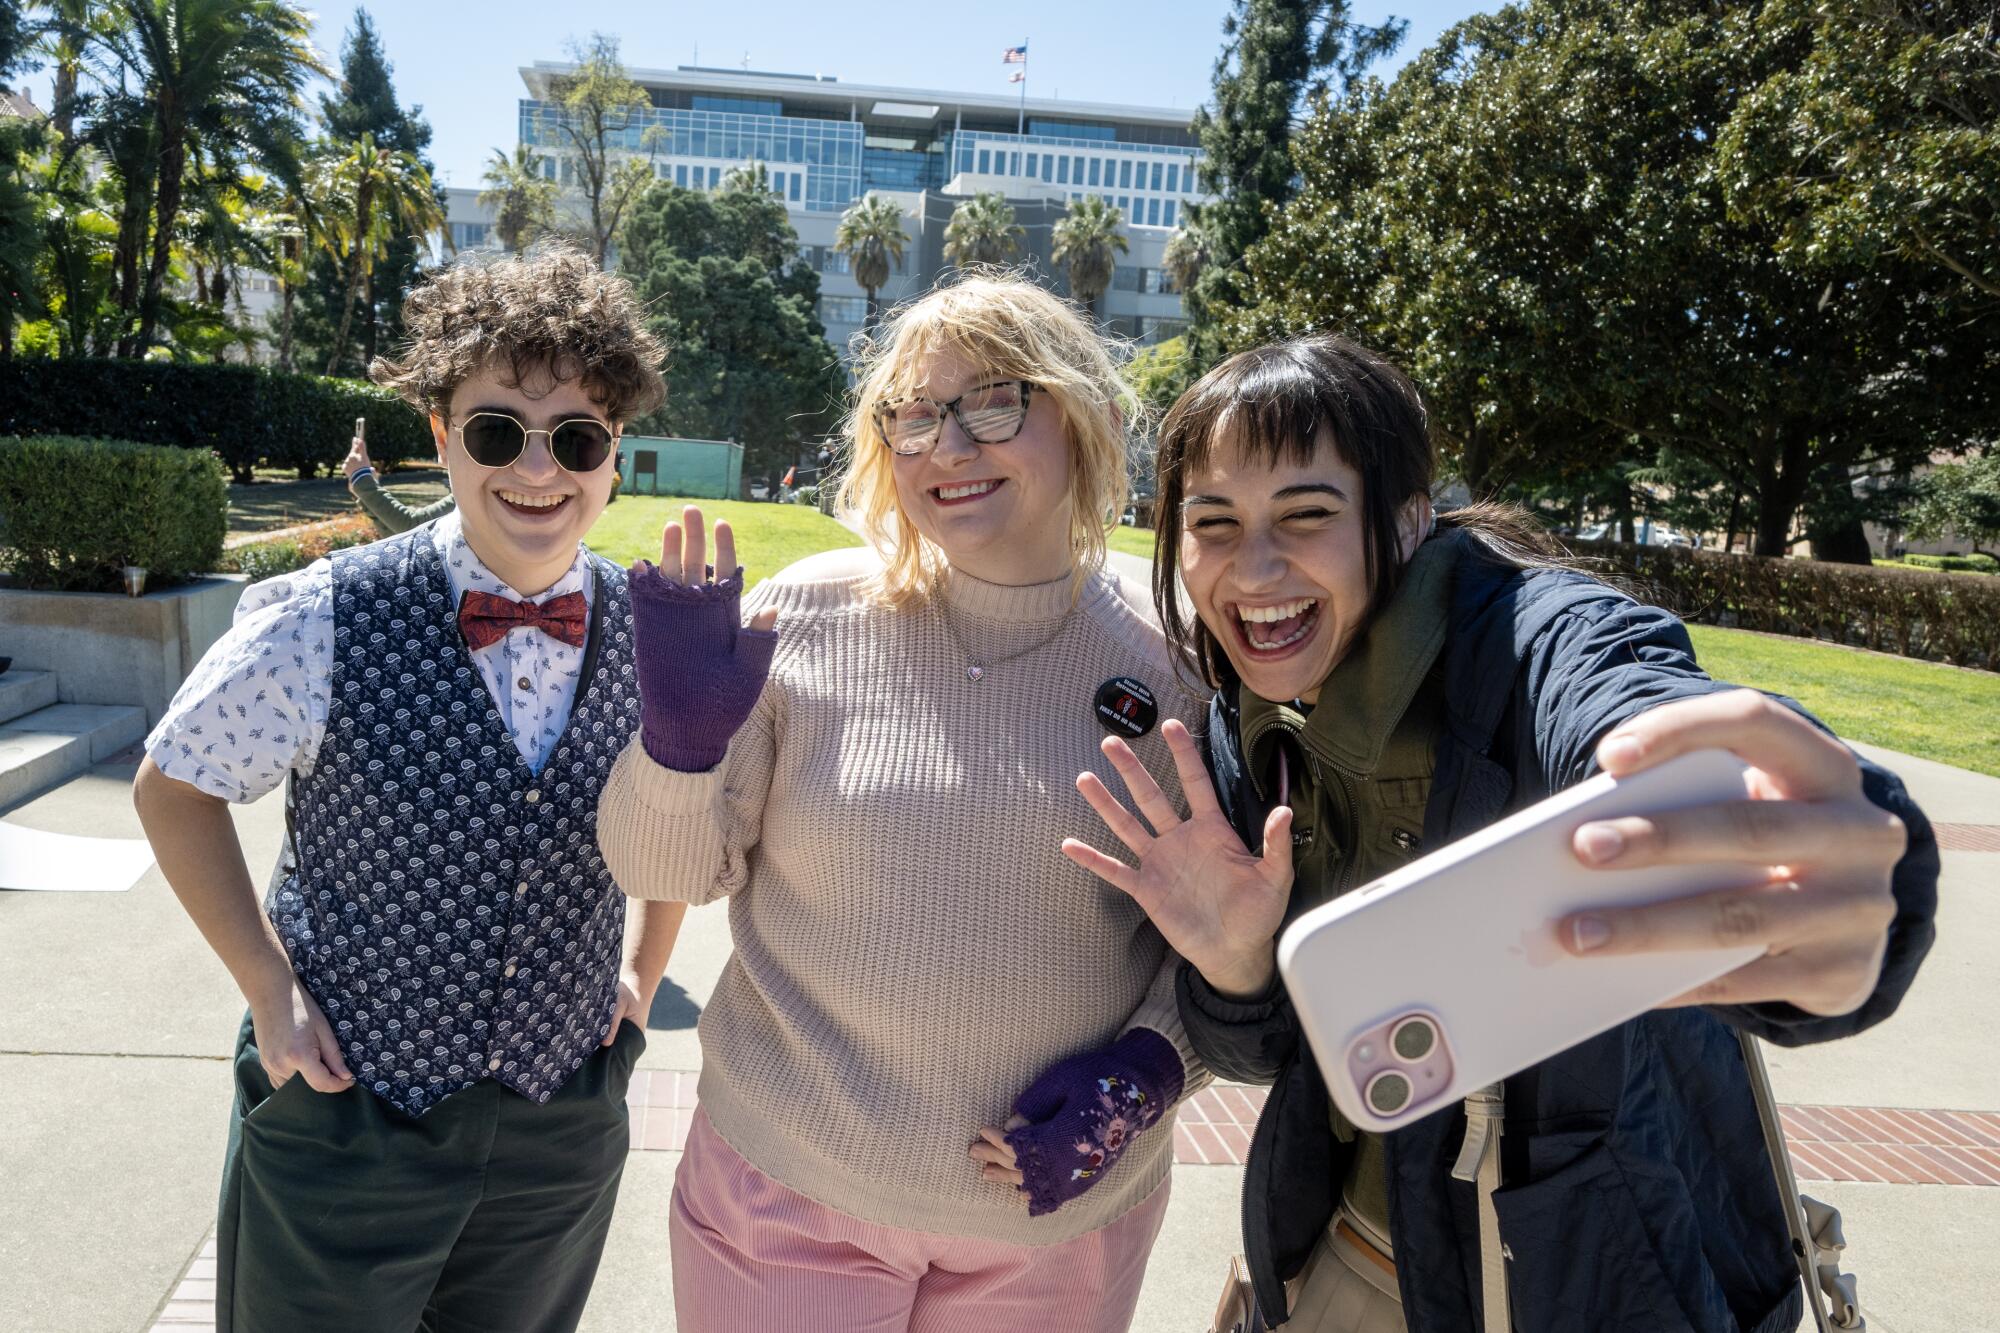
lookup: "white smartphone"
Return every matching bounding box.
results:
[1276,749,1766,1133]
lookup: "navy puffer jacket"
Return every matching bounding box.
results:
[1178,533,1939,1331]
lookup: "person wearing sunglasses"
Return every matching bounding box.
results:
[596,274,1208,1332]
[132,247,685,1333]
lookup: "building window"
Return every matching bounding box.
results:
[1010,151,1021,175]
[1072,156,1084,184]
[978,148,991,174]
[1112,266,1142,293]
[675,164,688,187]
[1117,196,1130,214]
[1163,200,1177,228]
[1087,158,1101,187]
[1146,198,1161,226]
[1149,162,1163,191]
[709,166,721,189]
[1057,156,1070,184]
[820,295,868,325]
[1166,164,1180,193]
[1041,156,1054,181]
[1026,152,1038,177]
[789,173,801,202]
[1119,160,1133,189]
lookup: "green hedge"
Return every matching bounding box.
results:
[1902,552,1996,575]
[0,360,430,482]
[0,435,227,591]
[1574,540,2000,672]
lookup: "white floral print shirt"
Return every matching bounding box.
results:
[147,512,596,801]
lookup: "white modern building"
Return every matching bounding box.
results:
[508,62,1209,355]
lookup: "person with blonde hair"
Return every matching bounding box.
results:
[596,273,1206,1332]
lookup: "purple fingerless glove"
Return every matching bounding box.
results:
[1004,1027,1185,1217]
[629,561,778,773]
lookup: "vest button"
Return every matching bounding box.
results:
[524,790,541,804]
[487,1056,502,1071]
[515,882,529,896]
[504,964,518,977]
[517,676,531,691]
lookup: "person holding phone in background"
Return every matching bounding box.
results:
[1061,334,1938,1333]
[344,413,458,534]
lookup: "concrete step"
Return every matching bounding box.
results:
[0,669,58,726]
[0,702,148,810]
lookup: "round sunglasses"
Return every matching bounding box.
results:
[453,412,618,474]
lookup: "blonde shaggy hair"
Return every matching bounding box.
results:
[836,272,1137,608]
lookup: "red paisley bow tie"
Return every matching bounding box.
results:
[457,590,589,651]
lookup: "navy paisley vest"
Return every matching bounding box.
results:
[272,526,641,1117]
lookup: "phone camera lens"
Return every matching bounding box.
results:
[1391,1016,1437,1063]
[1365,1070,1412,1116]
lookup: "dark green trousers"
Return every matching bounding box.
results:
[215,1011,644,1333]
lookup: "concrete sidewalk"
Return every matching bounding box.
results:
[1,740,1992,1332]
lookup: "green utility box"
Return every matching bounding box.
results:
[621,436,744,500]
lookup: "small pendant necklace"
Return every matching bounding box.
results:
[936,584,1076,683]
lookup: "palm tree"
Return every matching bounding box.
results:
[29,0,95,141]
[266,154,343,372]
[478,144,557,253]
[322,132,444,375]
[1161,216,1211,296]
[833,195,908,327]
[30,143,123,357]
[87,0,327,355]
[1051,196,1128,318]
[942,191,1024,270]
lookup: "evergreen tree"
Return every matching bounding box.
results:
[622,175,843,483]
[1183,0,1404,366]
[293,9,436,376]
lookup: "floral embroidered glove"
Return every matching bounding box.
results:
[1004,1027,1185,1217]
[630,562,777,773]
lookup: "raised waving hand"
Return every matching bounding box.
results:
[629,505,779,773]
[1061,719,1295,998]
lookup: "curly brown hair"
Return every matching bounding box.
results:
[370,244,667,424]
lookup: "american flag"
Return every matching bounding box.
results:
[1002,44,1027,63]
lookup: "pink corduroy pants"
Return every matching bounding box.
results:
[668,1108,1172,1333]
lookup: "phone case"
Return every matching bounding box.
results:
[1275,749,1767,1133]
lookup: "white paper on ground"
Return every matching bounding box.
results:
[0,820,155,892]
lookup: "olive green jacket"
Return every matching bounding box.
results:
[351,471,456,536]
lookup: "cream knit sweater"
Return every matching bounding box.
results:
[597,546,1209,1245]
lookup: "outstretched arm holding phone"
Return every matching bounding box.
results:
[345,417,456,535]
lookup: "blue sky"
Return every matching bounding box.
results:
[21,2,1490,189]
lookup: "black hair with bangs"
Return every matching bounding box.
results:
[1151,333,1438,689]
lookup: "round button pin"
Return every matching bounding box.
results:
[1093,676,1158,739]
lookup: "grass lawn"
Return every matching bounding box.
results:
[1107,525,1160,560]
[586,495,861,588]
[1687,625,2000,777]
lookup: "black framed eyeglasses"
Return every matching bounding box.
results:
[872,380,1036,456]
[454,412,618,474]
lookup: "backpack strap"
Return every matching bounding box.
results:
[1738,1031,1864,1331]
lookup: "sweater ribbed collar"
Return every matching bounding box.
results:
[938,561,1106,624]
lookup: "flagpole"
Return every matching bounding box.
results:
[1018,44,1027,134]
